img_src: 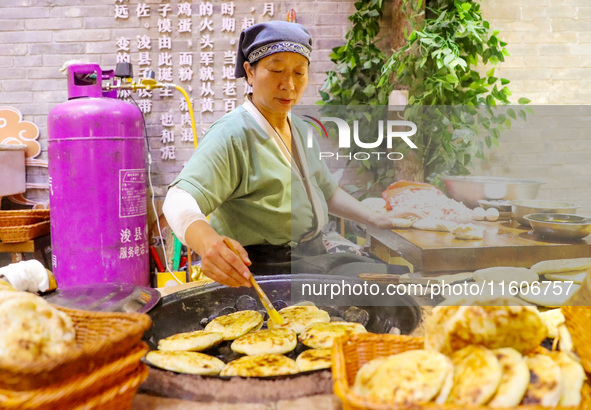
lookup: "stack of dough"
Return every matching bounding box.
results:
[353,296,586,406]
[0,288,76,363]
[531,258,591,284]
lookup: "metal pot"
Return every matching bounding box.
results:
[511,200,580,227]
[442,176,544,208]
[524,213,591,239]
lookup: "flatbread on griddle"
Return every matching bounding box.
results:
[231,328,297,355]
[531,258,591,275]
[267,305,330,334]
[220,354,298,377]
[489,347,530,407]
[551,351,586,406]
[358,350,453,405]
[204,310,263,341]
[447,345,502,406]
[523,354,563,406]
[145,350,225,375]
[158,330,224,352]
[295,348,332,372]
[298,322,366,349]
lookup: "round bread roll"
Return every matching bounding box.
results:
[523,354,564,407]
[231,328,297,355]
[267,305,330,334]
[357,350,453,405]
[447,345,502,406]
[220,354,298,377]
[0,292,76,363]
[204,310,263,341]
[298,322,366,349]
[145,350,225,375]
[489,348,530,407]
[425,297,547,355]
[295,348,332,372]
[158,330,224,352]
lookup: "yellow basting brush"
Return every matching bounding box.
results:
[223,238,284,324]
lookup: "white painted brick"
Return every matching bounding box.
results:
[482,7,522,20]
[1,30,53,43]
[54,29,110,42]
[0,68,26,80]
[552,19,591,32]
[0,91,34,104]
[50,6,110,18]
[0,57,13,67]
[0,44,27,56]
[0,18,25,30]
[0,7,49,18]
[28,43,86,54]
[25,17,83,30]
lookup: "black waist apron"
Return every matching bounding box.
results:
[244,234,409,277]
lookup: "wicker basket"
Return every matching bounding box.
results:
[0,216,47,227]
[0,209,50,220]
[332,333,591,410]
[0,220,50,243]
[0,343,149,410]
[0,306,152,391]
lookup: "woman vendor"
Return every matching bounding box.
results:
[163,21,422,288]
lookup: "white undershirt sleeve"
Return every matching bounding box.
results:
[162,185,208,246]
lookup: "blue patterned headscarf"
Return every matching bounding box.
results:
[234,21,313,79]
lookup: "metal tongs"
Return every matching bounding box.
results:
[223,238,284,324]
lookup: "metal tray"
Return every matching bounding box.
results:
[42,283,161,313]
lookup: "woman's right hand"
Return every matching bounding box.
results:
[185,221,252,288]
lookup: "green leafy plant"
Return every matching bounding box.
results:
[319,0,531,188]
[319,0,391,107]
[379,0,531,181]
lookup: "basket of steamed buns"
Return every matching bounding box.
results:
[0,280,152,410]
[333,295,591,410]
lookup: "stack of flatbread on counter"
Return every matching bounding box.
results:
[352,296,587,407]
[145,305,367,377]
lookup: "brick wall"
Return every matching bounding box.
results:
[0,0,590,214]
[0,0,362,203]
[477,1,591,213]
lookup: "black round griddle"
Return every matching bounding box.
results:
[140,274,423,403]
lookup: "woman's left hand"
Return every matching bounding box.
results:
[370,208,426,230]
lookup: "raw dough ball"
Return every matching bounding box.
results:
[485,208,500,222]
[472,207,486,221]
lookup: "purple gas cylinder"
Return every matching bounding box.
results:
[47,63,149,288]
